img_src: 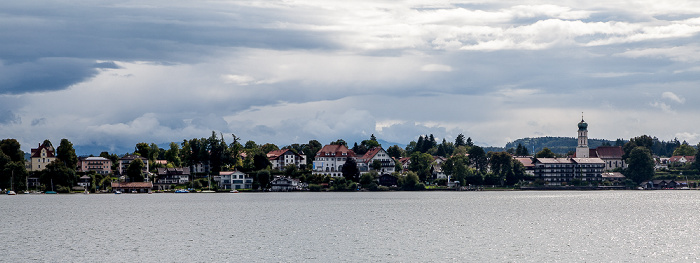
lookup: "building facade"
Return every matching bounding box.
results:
[77,156,112,175]
[312,144,357,177]
[118,154,150,176]
[533,157,605,185]
[267,149,306,170]
[219,170,253,190]
[29,142,56,171]
[576,117,590,158]
[357,147,396,175]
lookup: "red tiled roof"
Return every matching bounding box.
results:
[30,143,55,158]
[315,144,356,158]
[267,149,301,160]
[360,147,382,163]
[669,156,696,163]
[514,157,535,168]
[594,146,624,159]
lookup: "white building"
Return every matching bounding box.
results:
[357,147,396,175]
[312,144,357,177]
[267,149,306,170]
[219,170,252,190]
[576,117,590,158]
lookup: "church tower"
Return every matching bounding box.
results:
[576,115,589,158]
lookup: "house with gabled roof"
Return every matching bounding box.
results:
[668,155,695,165]
[312,144,357,177]
[29,142,56,171]
[267,149,306,170]
[357,147,396,175]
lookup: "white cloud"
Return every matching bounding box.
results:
[650,101,675,113]
[420,64,452,72]
[662,91,685,104]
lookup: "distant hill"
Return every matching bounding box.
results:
[504,137,618,155]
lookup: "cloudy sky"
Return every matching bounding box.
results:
[2,0,700,155]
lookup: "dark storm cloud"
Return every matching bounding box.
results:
[0,110,21,125]
[0,1,337,94]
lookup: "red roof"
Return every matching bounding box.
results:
[267,149,301,160]
[514,157,535,168]
[30,143,55,158]
[359,147,382,163]
[669,156,695,163]
[594,146,624,159]
[315,144,356,158]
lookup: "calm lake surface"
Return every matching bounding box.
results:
[2,191,700,262]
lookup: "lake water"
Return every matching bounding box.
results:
[1,191,699,262]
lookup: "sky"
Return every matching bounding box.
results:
[2,0,700,155]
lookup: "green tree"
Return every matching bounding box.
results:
[625,146,655,184]
[260,143,279,154]
[360,172,376,188]
[244,140,258,150]
[515,143,529,156]
[455,133,466,147]
[134,142,150,158]
[165,142,182,167]
[401,171,425,191]
[148,143,160,162]
[0,139,23,162]
[672,143,697,156]
[386,145,403,159]
[40,161,76,192]
[342,158,360,182]
[371,159,382,171]
[535,147,556,158]
[252,150,272,171]
[257,170,271,190]
[330,139,347,146]
[127,158,145,182]
[488,152,513,186]
[467,146,488,173]
[56,139,78,169]
[408,152,433,182]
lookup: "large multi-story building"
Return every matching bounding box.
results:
[312,144,356,177]
[77,156,112,175]
[29,142,56,171]
[118,154,149,176]
[534,117,606,185]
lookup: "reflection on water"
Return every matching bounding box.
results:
[1,191,699,262]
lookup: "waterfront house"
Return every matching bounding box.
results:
[29,142,55,172]
[312,144,357,177]
[111,182,153,193]
[155,167,190,189]
[77,175,92,188]
[267,149,306,170]
[377,174,398,187]
[533,157,605,186]
[601,172,625,184]
[219,170,252,190]
[118,154,149,176]
[77,156,112,175]
[513,157,535,175]
[356,147,396,175]
[270,176,298,191]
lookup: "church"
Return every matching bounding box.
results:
[532,117,607,186]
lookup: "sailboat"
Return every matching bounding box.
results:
[23,173,29,194]
[201,173,215,193]
[45,179,57,194]
[7,170,16,195]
